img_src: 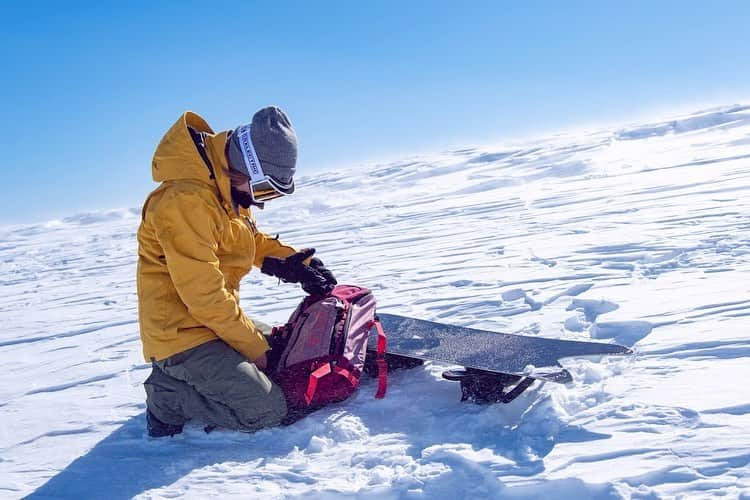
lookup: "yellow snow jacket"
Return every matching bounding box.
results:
[137,112,297,363]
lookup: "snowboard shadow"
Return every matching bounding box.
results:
[27,413,300,499]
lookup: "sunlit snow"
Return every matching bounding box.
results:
[2,104,750,498]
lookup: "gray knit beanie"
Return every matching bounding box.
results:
[226,106,297,193]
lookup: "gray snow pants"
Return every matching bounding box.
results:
[144,339,287,432]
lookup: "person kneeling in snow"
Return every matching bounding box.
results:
[137,106,336,437]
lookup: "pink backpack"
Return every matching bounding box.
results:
[268,285,387,410]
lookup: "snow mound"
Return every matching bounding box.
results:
[60,208,141,226]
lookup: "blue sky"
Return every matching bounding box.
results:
[1,1,749,224]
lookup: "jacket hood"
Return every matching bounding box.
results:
[152,112,216,184]
[152,112,235,213]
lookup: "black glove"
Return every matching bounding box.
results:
[261,248,335,296]
[305,257,337,295]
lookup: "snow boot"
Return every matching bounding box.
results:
[147,410,184,438]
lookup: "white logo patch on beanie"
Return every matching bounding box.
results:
[237,125,265,182]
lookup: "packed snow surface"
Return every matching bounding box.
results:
[2,105,750,499]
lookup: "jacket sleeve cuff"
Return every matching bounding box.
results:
[235,331,270,362]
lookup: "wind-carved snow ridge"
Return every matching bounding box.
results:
[2,104,750,498]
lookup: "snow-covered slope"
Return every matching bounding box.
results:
[2,105,750,499]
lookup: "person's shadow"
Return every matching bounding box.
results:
[27,412,305,499]
[29,369,610,499]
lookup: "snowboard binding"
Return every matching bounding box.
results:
[364,350,535,404]
[442,368,535,404]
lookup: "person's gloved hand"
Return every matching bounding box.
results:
[304,257,337,295]
[261,248,335,296]
[260,248,316,283]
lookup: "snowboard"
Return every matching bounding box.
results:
[366,313,632,404]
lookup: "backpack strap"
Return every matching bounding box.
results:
[304,317,388,406]
[304,362,361,406]
[370,319,388,399]
[304,362,332,405]
[333,365,359,386]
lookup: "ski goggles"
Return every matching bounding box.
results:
[235,125,295,203]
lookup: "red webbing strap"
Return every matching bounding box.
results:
[305,363,332,406]
[371,319,388,399]
[333,366,359,386]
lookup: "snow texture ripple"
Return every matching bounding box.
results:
[2,105,750,498]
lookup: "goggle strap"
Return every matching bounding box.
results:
[236,125,266,184]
